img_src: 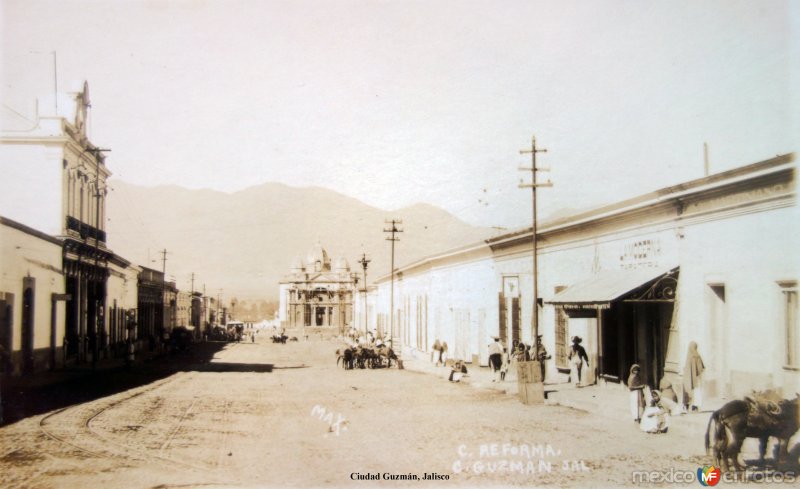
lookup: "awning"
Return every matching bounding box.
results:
[547,266,678,310]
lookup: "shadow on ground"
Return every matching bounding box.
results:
[0,342,275,426]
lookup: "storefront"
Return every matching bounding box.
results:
[549,267,678,388]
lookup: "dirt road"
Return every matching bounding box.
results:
[0,338,712,488]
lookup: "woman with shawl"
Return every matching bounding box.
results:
[627,364,645,422]
[682,341,705,411]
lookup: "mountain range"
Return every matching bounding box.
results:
[105,181,495,300]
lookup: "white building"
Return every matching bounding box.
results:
[1,82,139,368]
[374,154,798,399]
[0,217,67,373]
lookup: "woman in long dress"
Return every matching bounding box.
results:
[682,341,705,412]
[627,364,645,422]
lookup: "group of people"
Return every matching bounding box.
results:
[487,336,553,383]
[628,341,706,434]
[347,328,385,350]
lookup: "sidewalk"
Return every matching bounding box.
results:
[400,347,518,396]
[400,347,720,437]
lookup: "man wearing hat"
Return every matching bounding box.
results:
[488,336,503,382]
[568,336,589,386]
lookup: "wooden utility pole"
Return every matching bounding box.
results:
[518,136,552,349]
[383,220,403,348]
[160,248,169,333]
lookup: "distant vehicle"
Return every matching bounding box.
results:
[227,321,245,341]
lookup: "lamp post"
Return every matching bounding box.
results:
[358,253,371,334]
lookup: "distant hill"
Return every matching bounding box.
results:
[105,181,493,300]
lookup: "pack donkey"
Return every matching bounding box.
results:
[705,393,800,472]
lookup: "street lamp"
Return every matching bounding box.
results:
[358,253,371,334]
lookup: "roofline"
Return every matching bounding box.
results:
[0,215,63,246]
[373,239,491,284]
[373,153,795,280]
[488,153,796,249]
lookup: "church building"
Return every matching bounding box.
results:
[278,242,357,332]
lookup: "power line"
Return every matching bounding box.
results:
[518,135,553,359]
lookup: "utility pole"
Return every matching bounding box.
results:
[86,147,110,370]
[518,136,552,352]
[160,249,169,336]
[358,253,371,333]
[383,220,403,348]
[190,273,195,332]
[217,289,223,326]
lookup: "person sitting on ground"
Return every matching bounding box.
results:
[658,377,685,415]
[448,360,468,382]
[640,390,669,434]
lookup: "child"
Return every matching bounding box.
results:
[500,349,509,381]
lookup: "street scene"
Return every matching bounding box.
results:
[1,1,798,488]
[0,337,718,488]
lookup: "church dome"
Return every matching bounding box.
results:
[306,242,330,272]
[334,256,350,272]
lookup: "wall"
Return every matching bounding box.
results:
[0,142,63,236]
[0,218,65,374]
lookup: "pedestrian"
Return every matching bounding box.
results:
[639,390,669,434]
[682,341,705,412]
[432,339,442,365]
[488,336,503,382]
[441,341,449,366]
[627,364,645,423]
[568,336,589,386]
[534,335,551,382]
[500,347,509,381]
[514,342,528,363]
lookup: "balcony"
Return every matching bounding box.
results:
[66,216,106,243]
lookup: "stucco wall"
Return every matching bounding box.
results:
[0,219,65,373]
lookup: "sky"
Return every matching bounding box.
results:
[1,0,797,230]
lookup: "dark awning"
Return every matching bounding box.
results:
[547,266,678,310]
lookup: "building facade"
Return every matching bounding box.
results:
[374,154,798,399]
[1,81,136,368]
[0,217,67,374]
[278,242,357,332]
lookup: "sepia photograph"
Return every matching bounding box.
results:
[0,1,797,487]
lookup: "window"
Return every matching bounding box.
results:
[781,281,798,368]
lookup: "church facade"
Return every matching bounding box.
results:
[278,243,357,331]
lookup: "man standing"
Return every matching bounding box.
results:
[488,336,503,382]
